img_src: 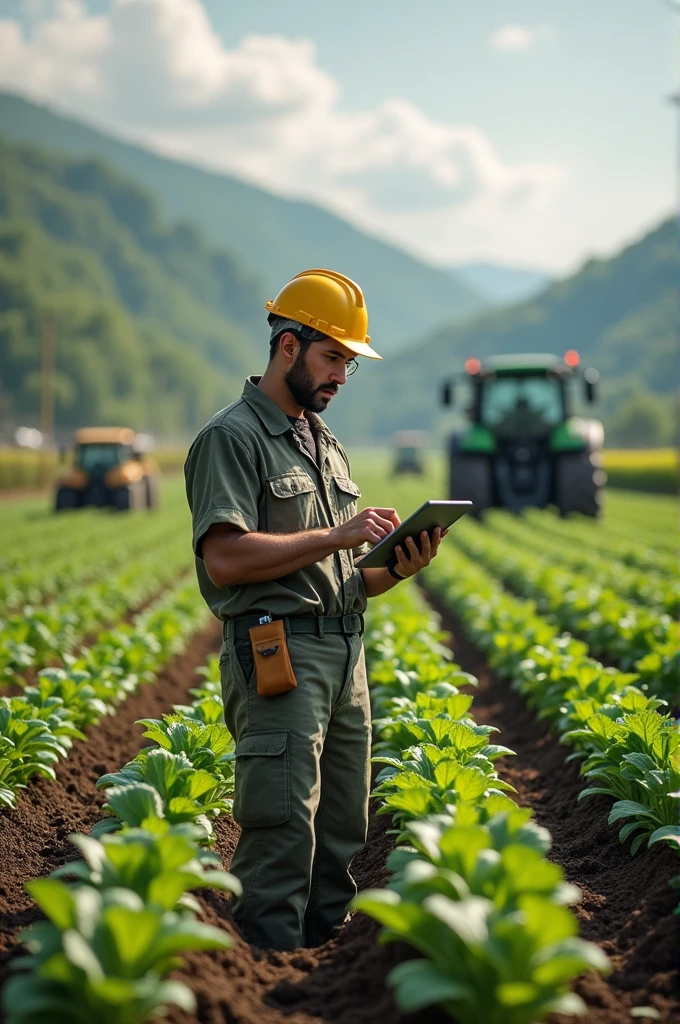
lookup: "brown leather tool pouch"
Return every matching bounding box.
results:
[248,619,297,697]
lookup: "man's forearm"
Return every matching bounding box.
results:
[205,528,343,586]
[360,567,403,598]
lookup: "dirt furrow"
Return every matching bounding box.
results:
[424,587,679,1024]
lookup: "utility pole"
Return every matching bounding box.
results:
[39,316,56,486]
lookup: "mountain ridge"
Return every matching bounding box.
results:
[0,92,486,355]
[447,262,551,305]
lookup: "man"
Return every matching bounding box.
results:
[184,268,445,951]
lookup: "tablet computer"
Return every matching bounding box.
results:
[357,500,472,569]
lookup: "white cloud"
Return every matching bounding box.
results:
[0,0,565,262]
[490,24,554,53]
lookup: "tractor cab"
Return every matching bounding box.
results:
[441,352,604,518]
[54,427,159,512]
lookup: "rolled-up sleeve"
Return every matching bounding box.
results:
[184,427,260,558]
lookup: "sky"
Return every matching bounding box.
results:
[0,0,675,273]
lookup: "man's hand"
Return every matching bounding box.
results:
[392,527,448,579]
[332,507,400,550]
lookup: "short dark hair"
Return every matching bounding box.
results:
[267,312,329,362]
[269,328,313,362]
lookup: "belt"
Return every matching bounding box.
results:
[223,613,364,642]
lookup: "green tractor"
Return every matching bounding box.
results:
[441,352,605,518]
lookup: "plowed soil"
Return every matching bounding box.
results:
[1,602,677,1024]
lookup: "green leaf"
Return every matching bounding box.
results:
[104,783,164,826]
[62,929,105,980]
[388,959,473,1012]
[648,826,680,847]
[453,767,489,802]
[544,991,588,1014]
[25,879,76,930]
[496,981,540,1007]
[104,905,161,970]
[533,938,610,984]
[608,800,657,824]
[423,894,490,947]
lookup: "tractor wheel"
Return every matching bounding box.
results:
[449,454,493,519]
[145,474,160,510]
[112,482,145,511]
[54,487,81,512]
[112,485,131,511]
[555,451,605,519]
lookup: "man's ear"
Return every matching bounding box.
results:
[278,331,298,366]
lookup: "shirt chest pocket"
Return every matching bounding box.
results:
[266,472,319,533]
[332,475,361,524]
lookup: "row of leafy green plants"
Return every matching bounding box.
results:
[353,585,609,1023]
[0,539,196,680]
[4,586,610,1024]
[425,547,680,859]
[0,579,208,809]
[3,656,239,1024]
[451,518,679,692]
[506,506,676,573]
[0,506,188,613]
[478,512,679,617]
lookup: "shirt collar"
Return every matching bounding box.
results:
[242,376,292,436]
[241,376,335,442]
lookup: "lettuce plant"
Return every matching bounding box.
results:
[3,882,230,1024]
[355,880,608,1024]
[136,714,234,781]
[93,749,232,842]
[0,701,73,808]
[51,821,241,912]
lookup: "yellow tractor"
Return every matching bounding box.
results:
[54,427,159,512]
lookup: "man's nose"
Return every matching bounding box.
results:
[329,364,347,385]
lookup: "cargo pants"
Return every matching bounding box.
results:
[219,628,371,950]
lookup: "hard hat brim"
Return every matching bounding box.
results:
[340,339,382,360]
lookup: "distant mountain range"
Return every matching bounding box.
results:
[328,218,676,446]
[0,93,486,355]
[447,262,551,305]
[0,91,673,448]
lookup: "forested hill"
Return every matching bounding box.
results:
[329,217,677,446]
[0,93,486,354]
[0,135,268,435]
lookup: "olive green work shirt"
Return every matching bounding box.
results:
[184,376,368,622]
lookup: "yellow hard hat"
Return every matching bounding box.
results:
[265,269,381,360]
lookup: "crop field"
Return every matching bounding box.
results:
[0,465,677,1024]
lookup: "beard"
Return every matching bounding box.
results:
[284,351,338,413]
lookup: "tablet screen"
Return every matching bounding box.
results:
[357,500,471,569]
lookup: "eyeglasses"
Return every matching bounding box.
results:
[346,359,359,376]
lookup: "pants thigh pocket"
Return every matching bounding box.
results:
[233,730,290,827]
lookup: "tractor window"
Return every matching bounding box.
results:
[75,444,125,472]
[480,376,564,436]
